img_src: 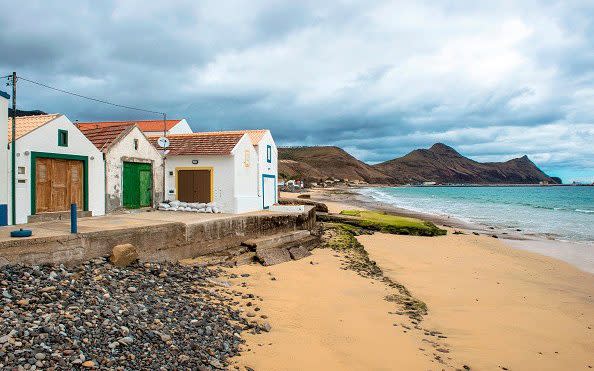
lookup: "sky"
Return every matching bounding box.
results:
[1,1,593,183]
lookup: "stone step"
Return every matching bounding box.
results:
[27,210,92,223]
[242,230,311,251]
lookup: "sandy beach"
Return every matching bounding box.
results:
[227,190,594,370]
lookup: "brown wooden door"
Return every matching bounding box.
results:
[177,169,211,203]
[35,158,84,213]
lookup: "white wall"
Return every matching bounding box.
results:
[233,134,260,213]
[255,130,278,208]
[144,119,193,136]
[164,154,236,213]
[0,93,9,217]
[169,119,192,134]
[104,126,164,212]
[11,115,105,224]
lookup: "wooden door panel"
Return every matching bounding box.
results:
[177,169,211,203]
[35,158,51,213]
[193,170,211,203]
[35,158,84,213]
[177,170,194,202]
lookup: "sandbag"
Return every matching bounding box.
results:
[169,200,181,208]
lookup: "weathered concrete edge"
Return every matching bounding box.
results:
[0,207,316,266]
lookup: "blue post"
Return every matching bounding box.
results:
[0,204,7,226]
[70,203,77,234]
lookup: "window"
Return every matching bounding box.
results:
[58,129,68,147]
[134,139,139,150]
[266,145,272,163]
[17,166,25,175]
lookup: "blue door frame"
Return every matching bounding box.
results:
[262,174,277,209]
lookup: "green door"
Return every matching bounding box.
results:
[123,162,152,209]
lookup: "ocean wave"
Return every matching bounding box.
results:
[575,209,594,214]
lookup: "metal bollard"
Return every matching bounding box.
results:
[70,203,77,234]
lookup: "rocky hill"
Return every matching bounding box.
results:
[278,146,393,184]
[279,143,560,185]
[374,143,559,184]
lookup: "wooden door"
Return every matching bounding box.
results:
[35,158,84,213]
[177,169,211,203]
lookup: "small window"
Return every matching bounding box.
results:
[17,166,25,175]
[266,145,272,163]
[58,129,68,147]
[134,139,139,150]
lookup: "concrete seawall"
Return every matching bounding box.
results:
[0,207,316,266]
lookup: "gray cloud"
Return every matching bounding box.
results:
[1,0,593,182]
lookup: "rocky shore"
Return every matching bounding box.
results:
[0,259,251,370]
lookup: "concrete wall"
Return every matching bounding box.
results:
[0,206,316,266]
[11,115,105,224]
[104,127,164,212]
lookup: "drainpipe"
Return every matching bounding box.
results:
[103,152,107,213]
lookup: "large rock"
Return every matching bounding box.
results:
[255,247,292,266]
[289,246,312,260]
[110,244,139,267]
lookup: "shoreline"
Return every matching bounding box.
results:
[309,187,594,274]
[231,191,594,370]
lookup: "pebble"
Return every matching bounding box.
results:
[0,260,251,369]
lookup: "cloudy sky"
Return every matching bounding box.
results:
[2,1,593,182]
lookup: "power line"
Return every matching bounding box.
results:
[17,76,165,117]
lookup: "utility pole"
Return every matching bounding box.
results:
[10,72,16,225]
[162,113,167,204]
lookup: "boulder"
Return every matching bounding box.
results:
[110,244,139,267]
[289,246,312,260]
[256,247,292,266]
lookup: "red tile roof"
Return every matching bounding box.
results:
[76,119,182,133]
[78,124,135,152]
[8,114,61,141]
[192,129,268,145]
[148,133,244,155]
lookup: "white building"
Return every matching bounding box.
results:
[0,91,9,225]
[78,124,164,213]
[8,114,105,224]
[150,132,263,213]
[193,130,278,209]
[77,119,192,136]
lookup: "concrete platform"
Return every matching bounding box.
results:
[0,208,316,266]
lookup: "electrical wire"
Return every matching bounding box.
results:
[17,76,165,117]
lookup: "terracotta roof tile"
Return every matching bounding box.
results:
[78,124,134,152]
[148,133,244,155]
[76,119,182,132]
[193,129,268,145]
[8,114,61,141]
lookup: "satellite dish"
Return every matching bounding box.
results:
[157,137,170,148]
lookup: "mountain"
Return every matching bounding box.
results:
[8,108,47,117]
[373,143,560,184]
[278,146,393,184]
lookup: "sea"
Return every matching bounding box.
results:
[358,186,594,243]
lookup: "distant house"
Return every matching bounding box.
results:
[79,124,164,213]
[77,119,192,136]
[149,132,261,213]
[193,130,278,209]
[7,114,105,224]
